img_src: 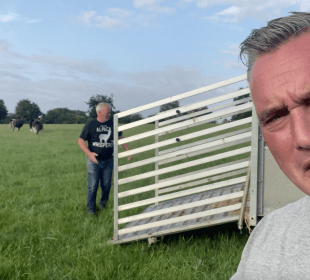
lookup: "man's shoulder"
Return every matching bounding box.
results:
[230,195,310,279]
[258,196,308,223]
[267,195,310,217]
[85,119,98,127]
[106,119,113,125]
[247,195,310,240]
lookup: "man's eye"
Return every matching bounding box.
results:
[271,115,281,121]
[267,110,288,124]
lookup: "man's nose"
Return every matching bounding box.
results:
[291,106,310,150]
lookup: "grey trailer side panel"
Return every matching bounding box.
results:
[263,146,306,215]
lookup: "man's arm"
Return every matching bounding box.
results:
[77,137,98,163]
[119,135,130,161]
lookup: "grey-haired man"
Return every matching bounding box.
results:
[231,12,310,279]
[78,103,130,215]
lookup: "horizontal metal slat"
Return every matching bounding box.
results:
[118,127,251,170]
[117,74,247,119]
[118,102,252,145]
[118,176,246,210]
[158,158,248,183]
[118,160,249,198]
[158,168,247,194]
[118,191,244,224]
[118,146,251,185]
[160,96,252,127]
[118,117,252,159]
[158,106,252,137]
[118,203,242,235]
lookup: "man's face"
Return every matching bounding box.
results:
[98,105,111,120]
[250,33,310,195]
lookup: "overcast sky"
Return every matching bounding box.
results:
[1,0,309,118]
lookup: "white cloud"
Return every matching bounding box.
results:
[177,0,310,22]
[0,13,18,22]
[75,9,132,29]
[300,0,310,11]
[177,0,210,8]
[134,0,176,14]
[0,39,22,58]
[76,11,97,27]
[0,39,230,118]
[218,6,241,15]
[94,16,125,29]
[26,19,42,24]
[224,59,246,70]
[220,44,240,56]
[135,13,158,26]
[105,8,132,18]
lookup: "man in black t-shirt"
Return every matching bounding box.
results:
[78,103,130,215]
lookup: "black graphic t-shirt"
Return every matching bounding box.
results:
[80,119,122,160]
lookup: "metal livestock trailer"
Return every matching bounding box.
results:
[108,74,306,245]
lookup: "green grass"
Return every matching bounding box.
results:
[0,122,250,280]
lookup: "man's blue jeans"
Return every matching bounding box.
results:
[86,157,114,213]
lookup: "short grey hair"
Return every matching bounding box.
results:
[96,102,111,114]
[240,12,310,86]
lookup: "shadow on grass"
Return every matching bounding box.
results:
[116,221,251,249]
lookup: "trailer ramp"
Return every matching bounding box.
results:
[110,74,254,245]
[109,182,250,244]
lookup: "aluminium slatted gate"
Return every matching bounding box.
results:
[108,74,256,245]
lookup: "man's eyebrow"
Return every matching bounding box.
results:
[292,91,310,105]
[258,106,287,124]
[258,91,310,124]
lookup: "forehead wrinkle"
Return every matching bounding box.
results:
[254,53,310,80]
[287,89,310,105]
[256,61,310,83]
[254,65,310,95]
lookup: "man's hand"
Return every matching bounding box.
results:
[127,155,131,161]
[89,152,98,164]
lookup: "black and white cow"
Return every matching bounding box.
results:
[29,119,34,132]
[10,117,24,131]
[32,114,43,135]
[9,119,16,130]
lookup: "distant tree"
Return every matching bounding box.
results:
[73,110,88,124]
[45,108,88,124]
[159,101,180,113]
[119,113,143,124]
[44,109,58,124]
[187,106,212,119]
[199,105,212,115]
[146,113,157,125]
[129,113,143,122]
[15,99,42,121]
[231,87,252,122]
[0,99,8,122]
[85,94,118,120]
[159,101,180,121]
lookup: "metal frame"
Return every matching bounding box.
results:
[257,125,265,216]
[113,114,119,241]
[249,105,259,226]
[111,74,256,244]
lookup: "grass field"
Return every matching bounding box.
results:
[0,122,250,280]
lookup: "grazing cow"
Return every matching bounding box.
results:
[29,119,34,132]
[32,114,43,135]
[9,119,16,130]
[10,117,24,131]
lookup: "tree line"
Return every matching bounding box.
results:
[0,88,251,125]
[0,94,145,125]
